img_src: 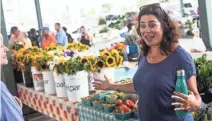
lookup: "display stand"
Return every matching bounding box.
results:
[17,84,79,121]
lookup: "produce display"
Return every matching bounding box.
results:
[80,79,138,120]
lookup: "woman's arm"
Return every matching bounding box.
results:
[108,83,136,93]
[92,75,136,93]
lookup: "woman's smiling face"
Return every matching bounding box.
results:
[139,15,163,47]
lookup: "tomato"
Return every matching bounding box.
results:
[125,99,135,108]
[125,108,131,113]
[119,104,126,111]
[116,99,122,106]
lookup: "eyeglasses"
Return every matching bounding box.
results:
[139,3,164,13]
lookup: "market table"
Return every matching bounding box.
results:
[77,104,139,121]
[17,84,79,121]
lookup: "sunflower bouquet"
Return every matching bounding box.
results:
[66,42,89,52]
[54,56,89,75]
[84,48,124,72]
[31,50,54,71]
[45,45,63,51]
[53,56,68,75]
[13,48,25,71]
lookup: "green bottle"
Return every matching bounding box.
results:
[175,69,189,117]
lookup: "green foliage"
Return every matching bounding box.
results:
[99,26,109,33]
[194,54,212,92]
[99,18,107,25]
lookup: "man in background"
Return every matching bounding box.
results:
[8,26,24,83]
[41,27,56,49]
[8,26,21,49]
[29,28,39,47]
[62,27,73,43]
[55,23,68,46]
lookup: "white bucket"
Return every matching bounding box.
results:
[53,72,67,98]
[93,67,115,82]
[64,71,89,102]
[31,67,44,91]
[42,71,56,95]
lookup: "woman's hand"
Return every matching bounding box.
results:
[92,75,111,90]
[171,91,201,111]
[14,96,23,108]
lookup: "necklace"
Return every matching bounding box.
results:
[148,55,157,62]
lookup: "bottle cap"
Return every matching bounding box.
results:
[177,69,185,76]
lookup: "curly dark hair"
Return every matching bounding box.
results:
[137,3,180,56]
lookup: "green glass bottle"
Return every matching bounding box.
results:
[175,69,189,117]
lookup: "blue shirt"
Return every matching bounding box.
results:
[1,81,24,121]
[133,46,195,121]
[56,29,68,46]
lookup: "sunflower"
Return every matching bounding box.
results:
[111,49,119,57]
[100,49,111,57]
[105,56,116,67]
[117,55,124,65]
[58,59,67,65]
[80,58,89,64]
[96,59,105,69]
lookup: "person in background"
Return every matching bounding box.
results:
[41,27,56,49]
[79,26,92,47]
[93,3,201,121]
[190,28,206,52]
[29,28,39,47]
[62,27,73,43]
[8,26,24,83]
[125,22,140,61]
[19,32,32,49]
[0,33,24,121]
[54,23,68,46]
[8,26,21,50]
[131,13,142,50]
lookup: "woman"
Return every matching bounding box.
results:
[93,3,201,121]
[0,33,24,121]
[79,26,92,47]
[19,32,32,49]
